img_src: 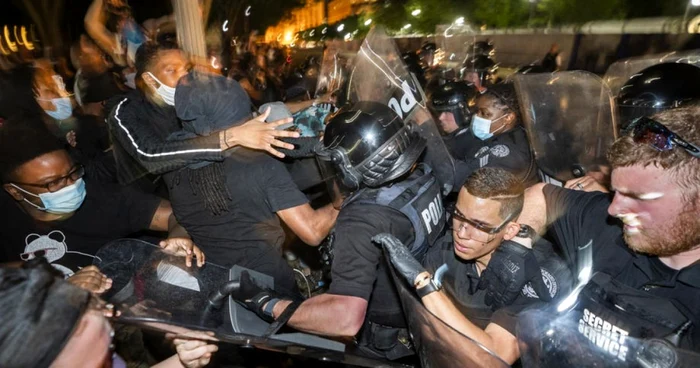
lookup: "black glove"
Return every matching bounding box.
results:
[372,233,426,285]
[479,240,552,310]
[230,271,283,323]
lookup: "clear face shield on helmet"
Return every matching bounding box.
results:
[314,150,358,210]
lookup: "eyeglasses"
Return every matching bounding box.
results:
[13,164,85,193]
[626,117,700,158]
[452,209,512,243]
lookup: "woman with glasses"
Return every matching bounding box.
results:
[374,167,572,365]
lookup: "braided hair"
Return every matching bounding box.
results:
[483,83,521,124]
[186,162,232,216]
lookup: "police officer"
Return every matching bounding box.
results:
[452,83,537,189]
[486,105,700,356]
[462,54,497,92]
[428,80,478,157]
[230,101,447,360]
[374,167,572,365]
[616,62,700,130]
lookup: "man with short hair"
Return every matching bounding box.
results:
[376,167,571,364]
[500,105,700,352]
[0,120,202,292]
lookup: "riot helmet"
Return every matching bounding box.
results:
[428,81,477,133]
[402,51,427,87]
[461,54,498,87]
[469,40,495,58]
[317,101,427,197]
[616,63,700,129]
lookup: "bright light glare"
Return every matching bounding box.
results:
[245,6,252,16]
[337,24,345,32]
[455,17,465,25]
[364,19,372,26]
[403,23,412,29]
[693,0,700,6]
[411,9,421,16]
[222,20,229,32]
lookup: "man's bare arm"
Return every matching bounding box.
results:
[271,294,367,337]
[519,183,549,236]
[277,203,339,246]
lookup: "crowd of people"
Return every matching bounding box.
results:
[0,0,699,367]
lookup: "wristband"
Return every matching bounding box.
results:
[263,298,280,319]
[416,277,441,298]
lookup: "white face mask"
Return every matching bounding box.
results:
[146,72,175,106]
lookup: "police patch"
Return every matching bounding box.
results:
[522,269,558,299]
[490,145,510,158]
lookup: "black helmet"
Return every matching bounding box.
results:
[402,51,427,87]
[470,40,495,57]
[428,81,477,127]
[462,54,498,86]
[616,63,700,129]
[319,101,427,190]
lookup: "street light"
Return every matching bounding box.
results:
[403,24,412,29]
[337,24,345,32]
[364,19,372,26]
[411,9,421,16]
[455,17,465,26]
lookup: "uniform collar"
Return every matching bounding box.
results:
[632,255,700,289]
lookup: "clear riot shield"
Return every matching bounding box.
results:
[602,50,700,98]
[385,256,509,368]
[514,71,617,185]
[314,43,351,101]
[346,27,456,194]
[518,273,700,368]
[435,24,478,77]
[94,239,407,368]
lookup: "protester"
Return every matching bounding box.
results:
[0,259,218,368]
[108,41,337,295]
[0,119,203,289]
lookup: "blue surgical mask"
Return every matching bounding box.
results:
[11,178,87,214]
[43,97,73,120]
[471,114,506,141]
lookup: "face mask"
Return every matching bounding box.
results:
[11,178,87,214]
[471,114,506,141]
[146,72,176,106]
[43,97,73,120]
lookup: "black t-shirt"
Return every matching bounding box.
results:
[453,126,537,189]
[0,180,161,277]
[542,184,700,349]
[423,234,569,335]
[163,149,308,294]
[327,192,415,328]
